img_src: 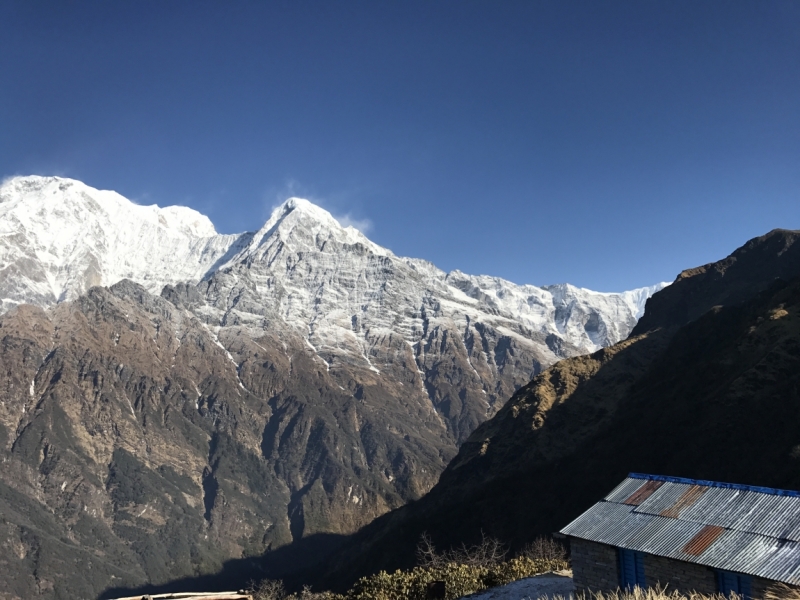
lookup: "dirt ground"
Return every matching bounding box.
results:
[461,570,574,600]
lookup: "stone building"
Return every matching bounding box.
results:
[560,474,800,599]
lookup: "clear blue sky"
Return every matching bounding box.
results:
[2,1,799,291]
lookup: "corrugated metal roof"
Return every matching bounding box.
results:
[634,481,693,516]
[561,501,650,546]
[624,514,703,558]
[758,541,800,585]
[673,486,741,527]
[624,480,664,506]
[605,477,649,503]
[660,485,708,518]
[560,473,800,585]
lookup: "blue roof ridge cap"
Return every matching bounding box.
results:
[628,473,800,498]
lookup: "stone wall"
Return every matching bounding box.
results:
[569,536,795,599]
[570,538,619,593]
[645,556,799,598]
[644,552,716,594]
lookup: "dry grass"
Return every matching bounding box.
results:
[568,582,800,599]
[765,583,800,600]
[539,587,741,600]
[577,588,735,600]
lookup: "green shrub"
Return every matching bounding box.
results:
[347,563,485,600]
[483,556,569,588]
[345,556,568,600]
[249,534,570,600]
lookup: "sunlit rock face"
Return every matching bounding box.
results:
[0,176,665,598]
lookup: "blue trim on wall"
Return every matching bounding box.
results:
[618,548,646,590]
[716,570,752,599]
[628,473,800,498]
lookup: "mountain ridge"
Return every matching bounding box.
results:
[632,228,800,335]
[0,175,666,351]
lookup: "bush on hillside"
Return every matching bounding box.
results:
[249,579,287,600]
[346,556,568,600]
[518,535,568,563]
[415,531,507,568]
[251,532,569,600]
[249,579,344,600]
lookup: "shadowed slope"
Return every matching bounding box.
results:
[318,230,800,591]
[633,228,800,334]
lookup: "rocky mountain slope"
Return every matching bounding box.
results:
[319,228,800,591]
[0,176,665,599]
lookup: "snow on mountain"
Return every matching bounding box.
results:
[195,196,667,367]
[0,175,668,359]
[0,176,247,312]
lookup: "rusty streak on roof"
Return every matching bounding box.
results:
[683,524,726,556]
[660,485,707,518]
[624,480,664,506]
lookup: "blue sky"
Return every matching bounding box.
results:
[2,1,799,291]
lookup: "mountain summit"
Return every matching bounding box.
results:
[240,196,388,261]
[0,175,666,357]
[0,176,242,311]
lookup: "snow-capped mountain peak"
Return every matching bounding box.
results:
[0,175,668,361]
[1,175,219,238]
[234,196,393,265]
[267,197,344,234]
[0,175,243,311]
